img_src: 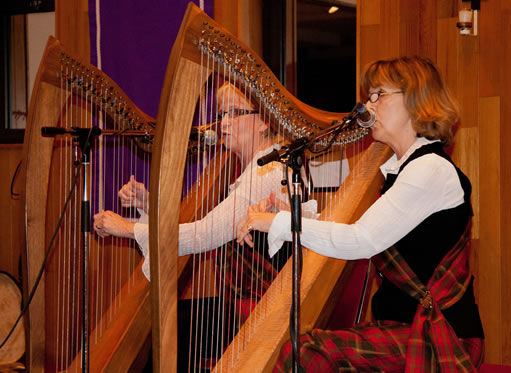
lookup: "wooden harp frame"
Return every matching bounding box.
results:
[150,3,392,372]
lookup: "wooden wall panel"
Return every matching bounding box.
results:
[478,1,501,97]
[436,18,458,99]
[360,0,380,26]
[452,20,479,239]
[418,0,436,61]
[437,0,457,19]
[399,1,420,58]
[500,9,511,364]
[359,24,382,71]
[55,0,90,63]
[378,0,401,59]
[0,145,24,280]
[214,0,263,57]
[214,0,240,44]
[479,96,502,363]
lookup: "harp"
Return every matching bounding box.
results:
[23,37,156,372]
[150,3,392,372]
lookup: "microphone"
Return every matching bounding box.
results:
[42,126,102,137]
[352,102,376,128]
[41,126,152,138]
[190,126,218,146]
[257,138,309,167]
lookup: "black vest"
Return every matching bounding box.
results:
[371,142,484,338]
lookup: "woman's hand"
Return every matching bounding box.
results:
[93,210,135,239]
[248,191,290,214]
[236,212,276,248]
[118,175,149,212]
[236,192,289,247]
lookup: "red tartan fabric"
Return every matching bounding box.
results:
[371,227,477,372]
[273,226,482,372]
[272,322,483,373]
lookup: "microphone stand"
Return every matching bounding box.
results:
[257,108,363,372]
[74,128,98,373]
[288,150,304,373]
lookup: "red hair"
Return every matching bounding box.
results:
[361,56,459,146]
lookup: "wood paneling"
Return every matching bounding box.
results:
[418,0,436,61]
[214,0,263,57]
[400,1,420,58]
[379,0,400,59]
[479,96,501,363]
[479,1,501,97]
[0,144,24,280]
[437,0,457,19]
[55,0,90,63]
[360,0,380,26]
[500,9,511,364]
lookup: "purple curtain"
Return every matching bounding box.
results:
[88,0,213,118]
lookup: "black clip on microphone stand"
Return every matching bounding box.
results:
[256,108,362,373]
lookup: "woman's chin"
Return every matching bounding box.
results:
[222,136,232,148]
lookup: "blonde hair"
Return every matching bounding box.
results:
[361,56,459,146]
[217,82,279,142]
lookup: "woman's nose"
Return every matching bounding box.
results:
[365,100,375,111]
[220,116,231,132]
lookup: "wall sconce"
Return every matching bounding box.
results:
[457,0,480,36]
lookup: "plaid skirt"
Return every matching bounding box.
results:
[272,321,484,373]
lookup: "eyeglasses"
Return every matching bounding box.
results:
[366,90,402,103]
[217,108,259,121]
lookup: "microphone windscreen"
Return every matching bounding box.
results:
[356,107,375,128]
[202,130,217,146]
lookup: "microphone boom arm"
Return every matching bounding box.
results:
[257,106,363,166]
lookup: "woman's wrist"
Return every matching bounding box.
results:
[125,221,136,239]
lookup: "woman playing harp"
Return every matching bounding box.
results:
[237,56,484,372]
[94,82,320,368]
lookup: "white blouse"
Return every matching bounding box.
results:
[267,137,466,260]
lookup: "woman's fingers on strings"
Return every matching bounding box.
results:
[270,191,290,212]
[248,197,270,213]
[236,217,254,247]
[250,192,291,213]
[242,233,254,248]
[93,211,108,237]
[118,186,138,208]
[247,192,281,215]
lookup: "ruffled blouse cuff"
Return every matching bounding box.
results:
[268,211,292,258]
